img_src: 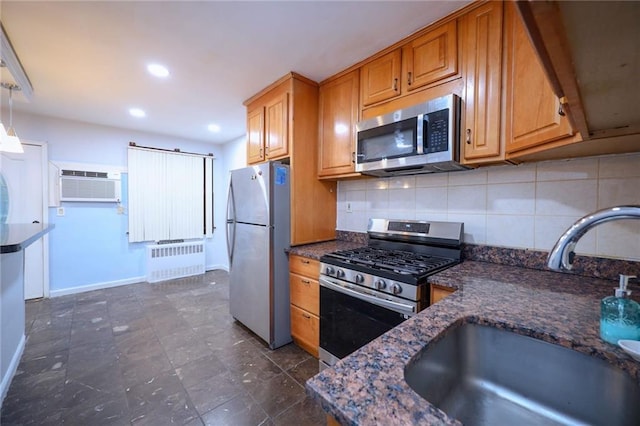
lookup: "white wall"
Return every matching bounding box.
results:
[338,152,640,261]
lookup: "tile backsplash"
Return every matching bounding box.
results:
[337,152,640,261]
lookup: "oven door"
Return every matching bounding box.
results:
[319,276,414,367]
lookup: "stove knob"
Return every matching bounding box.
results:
[355,274,364,284]
[336,269,345,278]
[391,283,402,295]
[375,279,387,290]
[325,266,335,275]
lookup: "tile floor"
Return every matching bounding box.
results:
[1,270,326,425]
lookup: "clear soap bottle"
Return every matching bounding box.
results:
[600,274,640,345]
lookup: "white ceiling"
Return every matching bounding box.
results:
[0,1,470,145]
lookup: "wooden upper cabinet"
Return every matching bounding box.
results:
[403,20,458,93]
[461,1,504,163]
[265,92,289,160]
[504,2,575,156]
[318,70,360,178]
[361,20,459,109]
[247,107,265,165]
[360,49,401,107]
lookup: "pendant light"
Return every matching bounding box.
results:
[0,83,23,153]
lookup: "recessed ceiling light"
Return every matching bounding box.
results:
[208,123,221,133]
[147,63,169,78]
[129,108,146,118]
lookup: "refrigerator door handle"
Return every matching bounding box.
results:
[226,181,236,267]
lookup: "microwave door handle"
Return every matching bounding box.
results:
[417,114,426,155]
[320,277,415,316]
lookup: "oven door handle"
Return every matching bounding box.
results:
[319,277,416,316]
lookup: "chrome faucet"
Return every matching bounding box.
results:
[547,205,640,271]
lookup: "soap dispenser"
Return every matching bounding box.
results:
[600,274,640,345]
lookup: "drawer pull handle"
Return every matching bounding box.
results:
[302,313,311,319]
[301,259,310,264]
[301,279,311,284]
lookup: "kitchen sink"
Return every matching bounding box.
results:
[404,323,640,426]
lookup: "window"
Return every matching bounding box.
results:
[127,146,213,243]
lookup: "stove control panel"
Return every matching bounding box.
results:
[320,262,421,301]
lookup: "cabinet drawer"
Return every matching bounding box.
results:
[289,272,319,316]
[289,255,320,278]
[290,304,319,358]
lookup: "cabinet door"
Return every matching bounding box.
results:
[318,70,360,178]
[290,304,319,358]
[504,3,574,154]
[265,92,289,159]
[462,2,504,162]
[403,20,458,92]
[247,107,265,164]
[360,49,401,107]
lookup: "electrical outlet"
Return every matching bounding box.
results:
[117,205,125,215]
[56,207,65,216]
[346,202,352,213]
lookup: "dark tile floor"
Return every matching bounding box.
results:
[1,270,326,425]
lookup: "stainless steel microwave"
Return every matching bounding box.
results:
[355,94,469,176]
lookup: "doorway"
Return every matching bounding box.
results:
[0,141,49,299]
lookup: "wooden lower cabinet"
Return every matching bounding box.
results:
[431,284,455,305]
[289,255,320,357]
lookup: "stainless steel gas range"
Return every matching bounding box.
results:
[318,218,463,369]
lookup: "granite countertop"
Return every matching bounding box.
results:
[288,239,367,261]
[0,223,55,254]
[306,260,640,425]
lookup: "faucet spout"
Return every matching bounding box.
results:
[547,205,640,271]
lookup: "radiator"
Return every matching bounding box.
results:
[146,240,205,283]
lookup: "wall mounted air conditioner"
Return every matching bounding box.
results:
[59,169,121,202]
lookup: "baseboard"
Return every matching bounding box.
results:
[49,276,146,298]
[0,334,25,407]
[206,264,229,272]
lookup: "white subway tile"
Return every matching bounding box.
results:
[344,189,366,212]
[387,210,416,220]
[388,176,416,189]
[598,177,640,208]
[535,180,597,216]
[487,163,536,184]
[415,172,448,188]
[534,215,596,255]
[599,153,640,178]
[415,187,448,212]
[366,188,388,210]
[447,213,487,244]
[536,157,598,181]
[366,178,390,190]
[486,215,534,249]
[487,182,535,214]
[388,188,416,210]
[339,178,368,191]
[596,221,640,261]
[447,185,487,213]
[339,212,369,233]
[448,168,488,186]
[415,212,449,222]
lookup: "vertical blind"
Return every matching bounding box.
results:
[128,146,213,243]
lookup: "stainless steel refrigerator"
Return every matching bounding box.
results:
[226,161,291,349]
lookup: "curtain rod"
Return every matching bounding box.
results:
[129,142,215,158]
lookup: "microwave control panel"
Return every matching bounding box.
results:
[424,109,449,153]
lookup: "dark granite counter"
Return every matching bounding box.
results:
[0,223,55,254]
[306,261,640,425]
[288,231,368,260]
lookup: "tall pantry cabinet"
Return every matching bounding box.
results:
[244,73,337,246]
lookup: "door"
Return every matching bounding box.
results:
[265,92,289,160]
[229,163,271,226]
[0,142,48,299]
[229,222,271,344]
[247,107,265,165]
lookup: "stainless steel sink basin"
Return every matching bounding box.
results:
[404,323,640,426]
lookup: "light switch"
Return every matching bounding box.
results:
[57,207,65,216]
